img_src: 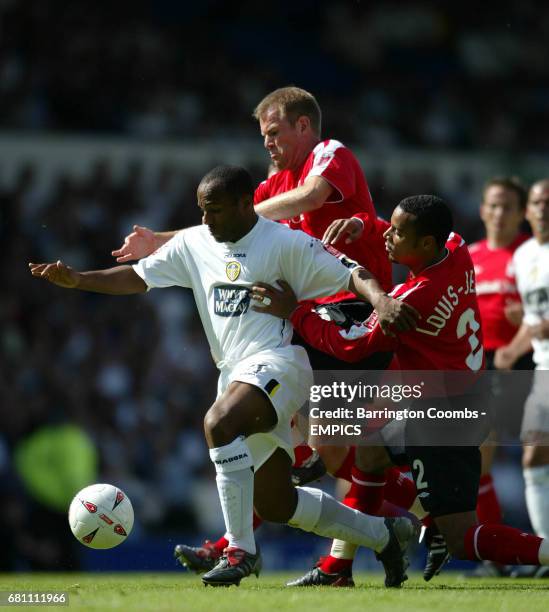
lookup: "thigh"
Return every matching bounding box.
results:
[406,445,481,518]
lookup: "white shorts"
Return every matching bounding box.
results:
[217,345,313,470]
[521,370,549,443]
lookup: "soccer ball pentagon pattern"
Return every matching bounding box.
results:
[68,484,134,549]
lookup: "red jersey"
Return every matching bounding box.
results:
[469,233,529,351]
[291,233,484,372]
[254,139,391,297]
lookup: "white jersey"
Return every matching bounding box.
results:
[133,216,358,367]
[514,238,549,369]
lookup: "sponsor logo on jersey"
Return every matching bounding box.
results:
[226,261,241,281]
[214,284,250,317]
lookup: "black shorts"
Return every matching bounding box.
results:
[292,300,393,371]
[406,444,481,517]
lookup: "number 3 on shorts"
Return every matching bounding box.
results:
[413,458,429,490]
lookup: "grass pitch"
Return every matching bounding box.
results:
[1,572,548,611]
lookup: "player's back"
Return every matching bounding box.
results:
[392,233,484,372]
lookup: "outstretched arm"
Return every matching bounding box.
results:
[29,260,147,294]
[111,225,180,263]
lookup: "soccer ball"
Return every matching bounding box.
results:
[68,484,134,549]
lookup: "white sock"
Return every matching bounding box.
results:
[288,487,389,552]
[524,465,549,539]
[330,539,358,560]
[209,437,255,554]
[538,539,549,564]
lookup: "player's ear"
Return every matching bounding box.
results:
[238,194,254,211]
[296,115,310,134]
[423,235,437,251]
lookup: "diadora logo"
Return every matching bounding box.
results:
[230,253,247,258]
[226,261,241,281]
[214,285,250,317]
[215,453,249,465]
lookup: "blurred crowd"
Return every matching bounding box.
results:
[0,156,522,570]
[1,1,548,151]
[1,0,541,570]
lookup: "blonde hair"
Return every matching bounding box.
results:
[253,86,322,136]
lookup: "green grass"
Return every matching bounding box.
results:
[1,573,548,611]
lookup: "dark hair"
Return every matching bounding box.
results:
[253,86,322,136]
[398,195,453,249]
[199,165,254,203]
[483,176,527,210]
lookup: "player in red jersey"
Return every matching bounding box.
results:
[468,177,532,575]
[255,195,549,582]
[111,88,398,567]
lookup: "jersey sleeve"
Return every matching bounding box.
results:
[254,180,271,204]
[132,231,192,289]
[290,305,396,362]
[307,144,356,203]
[278,231,358,301]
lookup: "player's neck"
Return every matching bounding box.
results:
[287,138,320,171]
[411,248,447,277]
[486,231,519,249]
[230,216,259,243]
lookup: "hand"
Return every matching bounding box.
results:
[528,321,549,340]
[322,218,364,245]
[504,301,523,327]
[111,225,158,262]
[494,346,516,370]
[28,260,80,288]
[251,280,298,319]
[372,295,420,336]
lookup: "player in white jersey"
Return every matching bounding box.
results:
[495,180,549,563]
[29,165,419,588]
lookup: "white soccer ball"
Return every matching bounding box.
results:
[68,484,134,549]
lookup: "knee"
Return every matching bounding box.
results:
[317,446,349,475]
[354,445,390,474]
[204,404,239,447]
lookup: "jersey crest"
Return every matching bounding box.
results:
[226,261,241,282]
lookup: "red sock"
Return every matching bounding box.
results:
[211,513,263,554]
[211,535,229,554]
[320,555,353,573]
[333,447,355,482]
[383,467,417,511]
[476,474,503,524]
[464,523,542,565]
[293,444,314,468]
[343,466,386,514]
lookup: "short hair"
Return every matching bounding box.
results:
[253,86,322,136]
[198,165,254,203]
[530,179,549,195]
[482,176,528,210]
[398,195,453,249]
